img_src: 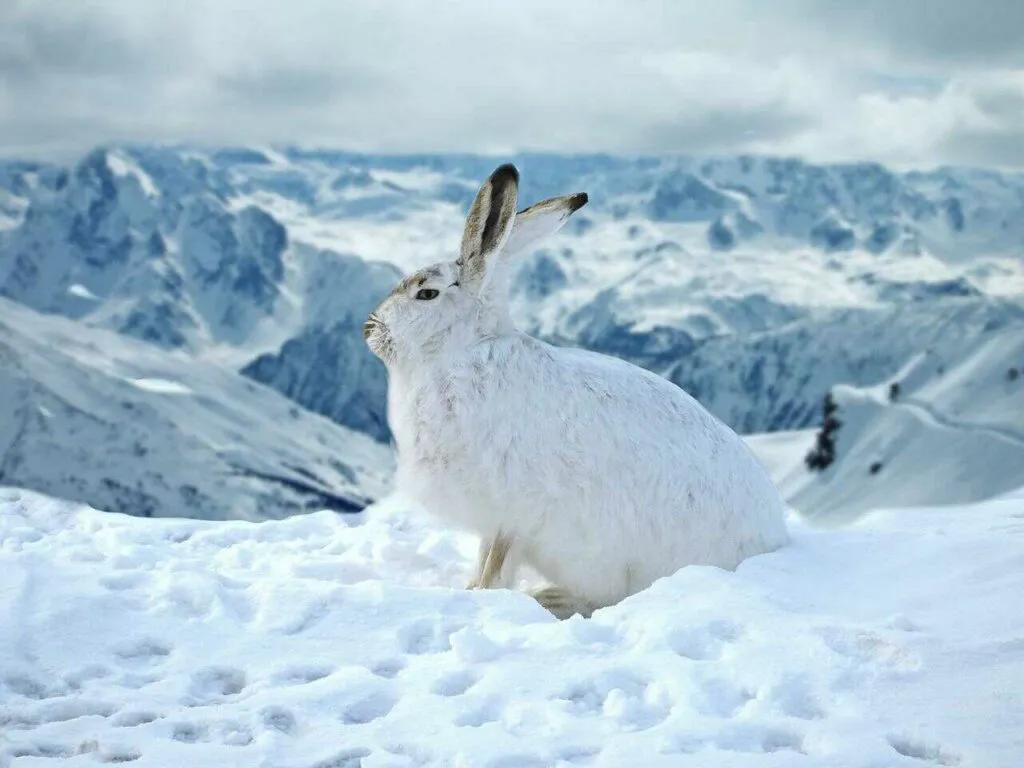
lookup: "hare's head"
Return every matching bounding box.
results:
[364,163,587,367]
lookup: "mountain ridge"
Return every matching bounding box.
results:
[1,144,1022,515]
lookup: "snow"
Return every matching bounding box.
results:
[66,285,98,301]
[742,429,816,486]
[104,151,159,199]
[128,379,194,396]
[1,486,1022,767]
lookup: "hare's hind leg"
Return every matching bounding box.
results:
[530,586,599,620]
[466,532,518,590]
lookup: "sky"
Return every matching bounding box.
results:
[2,0,1024,168]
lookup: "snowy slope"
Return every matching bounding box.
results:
[2,486,1023,767]
[669,297,1024,433]
[755,325,1024,522]
[0,298,392,521]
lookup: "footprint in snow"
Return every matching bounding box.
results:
[369,657,406,679]
[888,735,962,766]
[100,572,151,592]
[7,742,78,760]
[15,739,136,761]
[430,668,479,697]
[269,664,334,687]
[2,674,64,700]
[555,745,603,765]
[453,695,504,728]
[819,627,923,677]
[341,690,398,725]
[763,673,826,720]
[689,674,757,719]
[714,723,806,754]
[63,663,112,688]
[307,747,372,768]
[398,617,462,655]
[261,706,298,735]
[171,721,208,744]
[31,698,118,725]
[98,747,143,763]
[185,666,247,705]
[217,720,254,747]
[667,619,741,661]
[665,723,806,756]
[114,638,171,665]
[111,711,162,728]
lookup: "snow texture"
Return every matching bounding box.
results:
[1,485,1022,767]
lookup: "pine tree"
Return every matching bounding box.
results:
[805,392,841,471]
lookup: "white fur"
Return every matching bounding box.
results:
[366,165,789,613]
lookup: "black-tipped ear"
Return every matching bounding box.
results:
[500,191,589,260]
[459,163,519,284]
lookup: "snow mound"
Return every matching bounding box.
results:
[2,486,1022,767]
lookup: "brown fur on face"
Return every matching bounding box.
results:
[391,270,433,296]
[363,265,452,364]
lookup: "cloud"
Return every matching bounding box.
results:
[1,0,1023,168]
[791,0,1024,69]
[215,67,353,109]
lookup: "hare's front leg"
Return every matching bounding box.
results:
[466,532,518,590]
[465,538,490,589]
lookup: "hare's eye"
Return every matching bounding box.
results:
[415,288,440,301]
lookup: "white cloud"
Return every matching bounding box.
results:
[1,0,1023,167]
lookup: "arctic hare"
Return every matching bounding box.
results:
[365,163,789,619]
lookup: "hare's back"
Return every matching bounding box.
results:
[536,342,782,502]
[544,344,725,442]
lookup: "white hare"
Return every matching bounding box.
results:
[364,163,789,619]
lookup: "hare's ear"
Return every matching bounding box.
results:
[502,193,588,260]
[459,163,519,287]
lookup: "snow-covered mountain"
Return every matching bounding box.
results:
[742,323,1024,521]
[0,298,391,521]
[2,144,1022,515]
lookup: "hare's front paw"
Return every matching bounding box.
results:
[530,586,598,620]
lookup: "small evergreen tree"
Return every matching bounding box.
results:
[805,392,842,471]
[888,382,901,401]
[1008,367,1020,382]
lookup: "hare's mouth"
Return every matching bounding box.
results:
[363,314,392,359]
[363,314,381,340]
